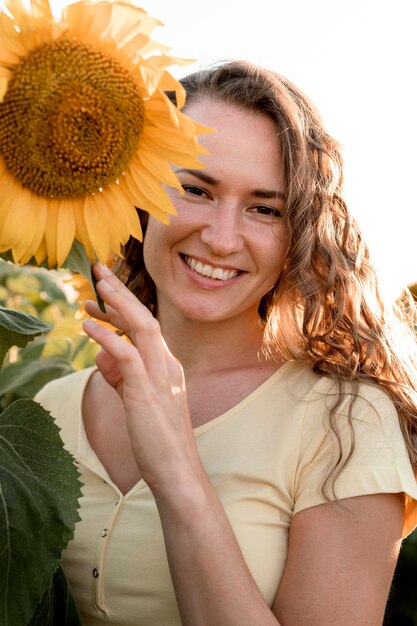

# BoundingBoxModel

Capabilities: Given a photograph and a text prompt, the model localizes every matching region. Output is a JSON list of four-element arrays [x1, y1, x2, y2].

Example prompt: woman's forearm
[[153, 471, 281, 626]]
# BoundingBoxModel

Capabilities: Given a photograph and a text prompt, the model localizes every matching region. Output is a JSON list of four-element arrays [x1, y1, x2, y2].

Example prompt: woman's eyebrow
[[175, 168, 219, 185], [253, 189, 287, 201], [175, 168, 287, 201]]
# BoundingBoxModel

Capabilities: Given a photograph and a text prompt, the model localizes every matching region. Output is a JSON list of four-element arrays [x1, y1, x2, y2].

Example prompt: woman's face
[[143, 98, 288, 326]]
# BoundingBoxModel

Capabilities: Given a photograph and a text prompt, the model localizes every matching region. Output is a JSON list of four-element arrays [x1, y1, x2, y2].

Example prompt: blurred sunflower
[[0, 0, 210, 267]]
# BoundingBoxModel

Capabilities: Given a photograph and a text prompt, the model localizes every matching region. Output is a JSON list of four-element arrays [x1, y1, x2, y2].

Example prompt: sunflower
[[0, 0, 210, 267]]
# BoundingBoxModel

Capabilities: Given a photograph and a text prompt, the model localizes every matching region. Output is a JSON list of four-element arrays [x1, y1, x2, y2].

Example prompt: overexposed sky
[[49, 0, 417, 297]]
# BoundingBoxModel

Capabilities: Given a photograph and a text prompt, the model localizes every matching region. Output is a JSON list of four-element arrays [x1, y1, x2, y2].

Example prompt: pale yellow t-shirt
[[35, 362, 417, 626]]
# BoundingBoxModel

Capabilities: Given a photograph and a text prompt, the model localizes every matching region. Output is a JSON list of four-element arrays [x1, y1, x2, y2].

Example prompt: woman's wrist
[[150, 461, 214, 516]]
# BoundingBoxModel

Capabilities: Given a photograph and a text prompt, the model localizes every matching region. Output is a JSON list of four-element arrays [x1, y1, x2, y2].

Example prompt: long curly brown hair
[[115, 60, 417, 497]]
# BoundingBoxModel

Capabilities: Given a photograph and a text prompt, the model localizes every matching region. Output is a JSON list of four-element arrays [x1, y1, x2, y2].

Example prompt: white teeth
[[201, 264, 213, 277], [212, 267, 224, 279], [184, 256, 239, 281]]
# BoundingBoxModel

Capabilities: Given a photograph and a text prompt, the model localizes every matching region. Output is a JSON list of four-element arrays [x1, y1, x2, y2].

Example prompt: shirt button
[[93, 568, 99, 578], [101, 528, 109, 538]]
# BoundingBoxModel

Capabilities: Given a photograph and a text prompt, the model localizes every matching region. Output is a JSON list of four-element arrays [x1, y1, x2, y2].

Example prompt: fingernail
[[83, 319, 98, 329], [98, 279, 115, 292], [99, 263, 113, 276]]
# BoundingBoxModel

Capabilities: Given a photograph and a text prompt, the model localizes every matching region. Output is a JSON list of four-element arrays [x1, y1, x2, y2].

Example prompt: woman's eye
[[251, 205, 282, 219], [182, 184, 209, 198]]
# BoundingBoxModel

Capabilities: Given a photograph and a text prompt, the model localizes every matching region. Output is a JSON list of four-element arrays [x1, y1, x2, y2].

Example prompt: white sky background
[[51, 0, 416, 299]]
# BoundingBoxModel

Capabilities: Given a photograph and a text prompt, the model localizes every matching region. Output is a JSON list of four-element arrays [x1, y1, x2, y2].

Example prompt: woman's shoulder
[[280, 361, 397, 414]]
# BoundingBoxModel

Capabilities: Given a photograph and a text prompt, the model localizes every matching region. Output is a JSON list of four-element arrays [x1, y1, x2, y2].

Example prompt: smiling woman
[[35, 61, 417, 626]]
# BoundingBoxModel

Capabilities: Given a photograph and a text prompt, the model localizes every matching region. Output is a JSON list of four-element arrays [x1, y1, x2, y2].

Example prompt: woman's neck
[[157, 308, 270, 376]]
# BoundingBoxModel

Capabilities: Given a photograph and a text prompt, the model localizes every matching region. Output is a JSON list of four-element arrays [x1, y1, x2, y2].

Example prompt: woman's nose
[[200, 205, 244, 257]]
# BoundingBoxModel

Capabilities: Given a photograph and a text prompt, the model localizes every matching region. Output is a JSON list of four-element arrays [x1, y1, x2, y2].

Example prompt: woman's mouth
[[182, 255, 240, 281]]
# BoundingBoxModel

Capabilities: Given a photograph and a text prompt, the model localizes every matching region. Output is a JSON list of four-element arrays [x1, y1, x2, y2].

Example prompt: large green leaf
[[0, 357, 75, 399], [28, 563, 82, 626], [0, 306, 51, 365], [0, 399, 82, 626]]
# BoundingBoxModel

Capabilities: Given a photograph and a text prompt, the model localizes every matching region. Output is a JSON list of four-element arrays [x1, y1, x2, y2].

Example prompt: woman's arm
[[153, 479, 402, 626], [273, 492, 403, 626], [83, 263, 404, 626]]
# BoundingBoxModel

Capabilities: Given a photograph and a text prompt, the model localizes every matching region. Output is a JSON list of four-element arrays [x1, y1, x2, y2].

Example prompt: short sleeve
[[294, 377, 417, 537]]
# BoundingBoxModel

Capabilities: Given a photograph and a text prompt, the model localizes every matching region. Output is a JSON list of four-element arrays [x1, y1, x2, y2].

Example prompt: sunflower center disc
[[0, 39, 145, 198]]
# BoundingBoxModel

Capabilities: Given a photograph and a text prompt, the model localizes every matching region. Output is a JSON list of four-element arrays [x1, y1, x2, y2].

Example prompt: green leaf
[[61, 241, 93, 279], [28, 336, 74, 362], [0, 251, 13, 264], [35, 271, 68, 303], [0, 306, 51, 365], [62, 242, 106, 313], [0, 251, 50, 270], [6, 273, 41, 296], [0, 357, 74, 399], [0, 399, 82, 626], [28, 563, 82, 626], [17, 338, 47, 362]]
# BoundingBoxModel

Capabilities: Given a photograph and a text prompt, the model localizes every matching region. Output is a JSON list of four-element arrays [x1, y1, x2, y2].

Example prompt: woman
[[36, 61, 417, 625]]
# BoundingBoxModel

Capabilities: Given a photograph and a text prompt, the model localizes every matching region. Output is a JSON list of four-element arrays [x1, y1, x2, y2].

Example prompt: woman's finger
[[91, 263, 177, 382], [93, 277, 169, 379], [84, 298, 131, 335], [83, 319, 146, 391]]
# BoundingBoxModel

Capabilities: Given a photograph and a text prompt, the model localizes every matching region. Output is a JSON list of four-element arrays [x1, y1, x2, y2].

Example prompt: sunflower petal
[[141, 136, 207, 169], [0, 14, 28, 56], [30, 0, 52, 21], [74, 204, 95, 261], [138, 58, 163, 96], [136, 39, 170, 57], [142, 125, 207, 157], [108, 3, 162, 42], [102, 183, 142, 243], [9, 192, 47, 263], [56, 200, 77, 266], [155, 69, 187, 109], [83, 194, 111, 262], [34, 237, 47, 265], [130, 162, 177, 217], [5, 0, 30, 31], [44, 202, 59, 268], [90, 192, 125, 254], [108, 182, 143, 241], [0, 203, 15, 251], [22, 195, 48, 264], [0, 48, 21, 65], [65, 1, 112, 44], [123, 170, 172, 223], [132, 151, 182, 191], [116, 31, 150, 59]]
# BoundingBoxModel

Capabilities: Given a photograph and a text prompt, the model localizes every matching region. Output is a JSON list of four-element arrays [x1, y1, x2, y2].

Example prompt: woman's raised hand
[[82, 263, 204, 494]]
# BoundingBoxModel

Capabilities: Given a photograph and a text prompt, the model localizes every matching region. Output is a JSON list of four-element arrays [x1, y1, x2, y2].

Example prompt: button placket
[[92, 495, 124, 613]]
